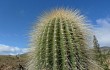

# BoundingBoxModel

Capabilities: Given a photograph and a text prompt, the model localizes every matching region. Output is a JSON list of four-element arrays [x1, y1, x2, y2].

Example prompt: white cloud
[[94, 18, 110, 47], [0, 44, 28, 55]]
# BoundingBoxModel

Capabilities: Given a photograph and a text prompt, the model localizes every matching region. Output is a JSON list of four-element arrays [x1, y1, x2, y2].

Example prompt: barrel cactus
[[28, 8, 103, 70]]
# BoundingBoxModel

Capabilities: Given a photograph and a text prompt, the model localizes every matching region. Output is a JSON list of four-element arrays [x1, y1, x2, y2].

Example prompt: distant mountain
[[101, 46, 110, 49], [100, 46, 110, 54]]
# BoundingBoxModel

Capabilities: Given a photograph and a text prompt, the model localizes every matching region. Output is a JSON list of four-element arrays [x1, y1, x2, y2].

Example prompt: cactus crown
[[28, 8, 103, 70]]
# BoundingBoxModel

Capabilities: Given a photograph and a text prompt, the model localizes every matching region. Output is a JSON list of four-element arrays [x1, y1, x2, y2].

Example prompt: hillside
[[0, 54, 27, 70], [0, 47, 110, 70]]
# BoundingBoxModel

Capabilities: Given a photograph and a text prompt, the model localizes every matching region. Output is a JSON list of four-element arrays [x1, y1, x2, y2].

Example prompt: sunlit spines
[[29, 8, 102, 70]]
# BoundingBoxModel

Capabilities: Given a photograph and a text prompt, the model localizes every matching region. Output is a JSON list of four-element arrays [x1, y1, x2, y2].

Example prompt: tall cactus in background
[[28, 8, 102, 70]]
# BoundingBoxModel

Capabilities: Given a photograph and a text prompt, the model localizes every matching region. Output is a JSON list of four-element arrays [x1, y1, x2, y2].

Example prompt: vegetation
[[0, 54, 27, 70], [93, 35, 103, 64], [0, 48, 110, 70], [29, 8, 104, 70], [93, 35, 110, 70]]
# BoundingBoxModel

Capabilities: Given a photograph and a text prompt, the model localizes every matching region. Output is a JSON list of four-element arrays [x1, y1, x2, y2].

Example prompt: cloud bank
[[94, 18, 110, 47], [0, 44, 28, 55]]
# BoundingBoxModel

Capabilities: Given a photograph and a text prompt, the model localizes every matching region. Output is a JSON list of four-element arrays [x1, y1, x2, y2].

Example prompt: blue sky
[[0, 0, 110, 55]]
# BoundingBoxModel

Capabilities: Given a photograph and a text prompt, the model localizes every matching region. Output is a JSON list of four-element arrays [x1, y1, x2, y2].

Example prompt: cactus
[[28, 8, 102, 70]]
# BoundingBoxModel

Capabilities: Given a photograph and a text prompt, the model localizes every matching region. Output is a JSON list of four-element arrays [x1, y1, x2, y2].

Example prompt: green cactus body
[[28, 9, 100, 70]]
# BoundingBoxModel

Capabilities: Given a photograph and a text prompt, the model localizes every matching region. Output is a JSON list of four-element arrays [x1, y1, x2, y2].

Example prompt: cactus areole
[[29, 8, 91, 70]]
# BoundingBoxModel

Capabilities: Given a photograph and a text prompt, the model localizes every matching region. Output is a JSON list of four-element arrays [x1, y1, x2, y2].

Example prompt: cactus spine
[[29, 8, 100, 70]]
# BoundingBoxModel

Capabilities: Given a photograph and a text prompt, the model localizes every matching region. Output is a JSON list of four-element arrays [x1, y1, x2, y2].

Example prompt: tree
[[93, 35, 110, 70]]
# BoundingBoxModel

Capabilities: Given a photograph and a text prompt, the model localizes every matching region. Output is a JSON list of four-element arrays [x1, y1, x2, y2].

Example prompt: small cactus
[[28, 8, 102, 70]]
